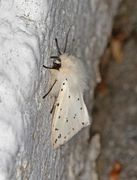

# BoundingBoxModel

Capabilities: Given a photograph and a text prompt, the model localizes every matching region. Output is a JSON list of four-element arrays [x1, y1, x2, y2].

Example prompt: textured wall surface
[[0, 0, 120, 179]]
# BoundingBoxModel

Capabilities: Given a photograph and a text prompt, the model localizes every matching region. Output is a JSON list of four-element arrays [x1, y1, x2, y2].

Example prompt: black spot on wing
[[78, 98, 79, 101], [58, 116, 61, 118], [82, 122, 84, 125], [55, 128, 58, 131], [55, 139, 57, 143], [80, 107, 82, 110], [68, 96, 70, 98], [64, 136, 66, 139], [61, 89, 63, 91], [60, 108, 62, 111], [63, 83, 65, 85], [57, 103, 59, 106], [72, 128, 74, 130], [58, 134, 61, 138]]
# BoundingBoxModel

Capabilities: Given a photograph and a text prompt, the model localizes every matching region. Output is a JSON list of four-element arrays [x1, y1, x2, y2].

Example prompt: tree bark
[[0, 0, 121, 179]]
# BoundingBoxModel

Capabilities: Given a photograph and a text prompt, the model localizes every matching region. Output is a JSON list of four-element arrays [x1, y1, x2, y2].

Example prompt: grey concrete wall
[[0, 0, 120, 179]]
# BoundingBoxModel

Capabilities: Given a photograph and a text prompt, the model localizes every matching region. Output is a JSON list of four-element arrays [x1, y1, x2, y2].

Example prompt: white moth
[[43, 26, 90, 149]]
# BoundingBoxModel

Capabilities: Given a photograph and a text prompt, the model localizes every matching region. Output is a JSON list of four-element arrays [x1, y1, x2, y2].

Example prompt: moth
[[43, 26, 90, 149]]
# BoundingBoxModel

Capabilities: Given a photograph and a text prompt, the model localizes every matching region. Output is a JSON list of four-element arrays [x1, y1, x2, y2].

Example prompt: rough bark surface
[[0, 0, 120, 180], [92, 1, 137, 179]]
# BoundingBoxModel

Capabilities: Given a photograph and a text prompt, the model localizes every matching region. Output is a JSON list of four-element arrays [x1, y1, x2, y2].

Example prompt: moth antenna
[[63, 25, 73, 53], [55, 38, 62, 55], [43, 80, 57, 98]]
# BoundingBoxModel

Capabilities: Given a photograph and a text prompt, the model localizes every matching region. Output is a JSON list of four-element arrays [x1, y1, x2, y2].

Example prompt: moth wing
[[51, 80, 90, 149]]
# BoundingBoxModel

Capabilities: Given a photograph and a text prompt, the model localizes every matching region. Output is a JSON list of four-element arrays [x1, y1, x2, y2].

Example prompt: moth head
[[47, 25, 73, 71], [50, 56, 61, 70]]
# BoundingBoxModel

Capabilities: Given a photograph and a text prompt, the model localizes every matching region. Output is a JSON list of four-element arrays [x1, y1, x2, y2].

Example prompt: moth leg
[[43, 80, 57, 99], [43, 65, 57, 70], [50, 99, 56, 114], [50, 56, 61, 62], [43, 65, 60, 71], [50, 104, 55, 114]]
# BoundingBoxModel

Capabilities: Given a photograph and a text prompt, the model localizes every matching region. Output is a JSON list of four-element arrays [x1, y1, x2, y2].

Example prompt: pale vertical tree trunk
[[0, 0, 121, 179]]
